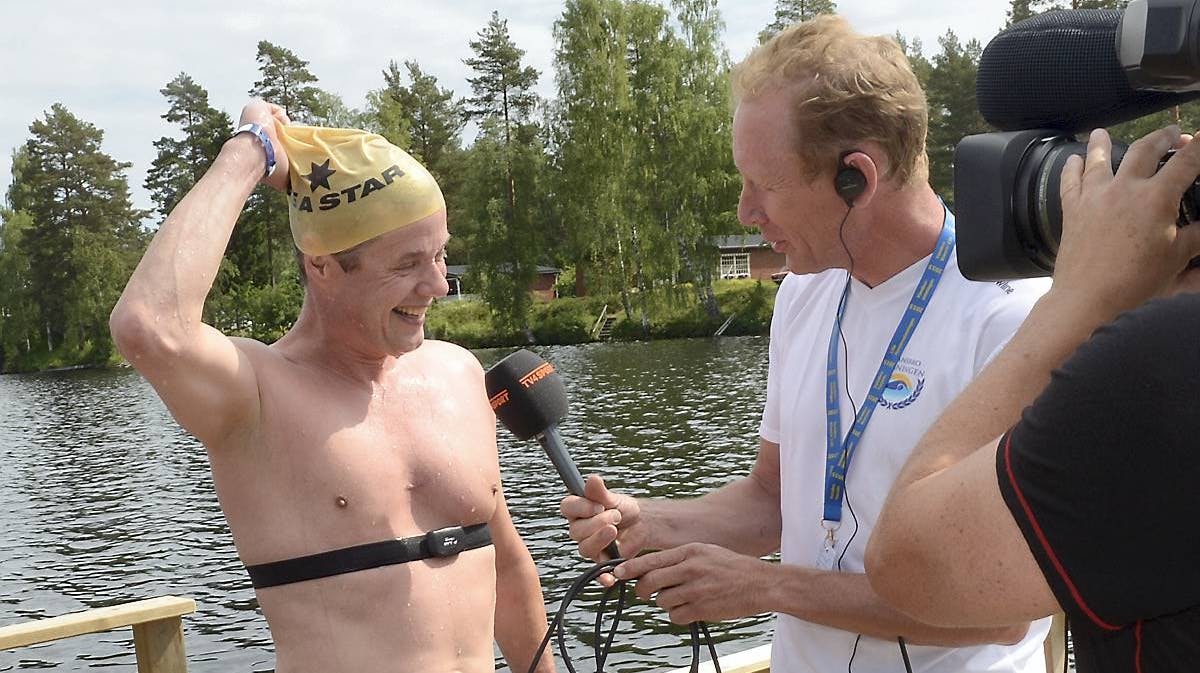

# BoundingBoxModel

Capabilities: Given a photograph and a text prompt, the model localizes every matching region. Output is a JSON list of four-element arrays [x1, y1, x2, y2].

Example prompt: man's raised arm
[[109, 101, 291, 446]]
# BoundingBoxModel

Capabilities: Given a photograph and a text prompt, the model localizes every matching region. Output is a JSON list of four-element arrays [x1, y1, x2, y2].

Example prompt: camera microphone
[[978, 3, 1200, 134]]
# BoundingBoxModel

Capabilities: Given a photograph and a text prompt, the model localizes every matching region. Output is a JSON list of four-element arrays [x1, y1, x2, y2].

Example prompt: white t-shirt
[[760, 249, 1052, 673]]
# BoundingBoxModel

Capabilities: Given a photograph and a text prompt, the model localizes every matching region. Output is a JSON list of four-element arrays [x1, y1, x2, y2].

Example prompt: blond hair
[[732, 15, 928, 185]]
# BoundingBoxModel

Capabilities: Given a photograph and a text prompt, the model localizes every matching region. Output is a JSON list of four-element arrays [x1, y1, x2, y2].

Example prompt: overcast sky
[[2, 0, 1018, 214]]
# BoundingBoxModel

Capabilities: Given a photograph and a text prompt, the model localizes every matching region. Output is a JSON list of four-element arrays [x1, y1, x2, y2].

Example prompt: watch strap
[[232, 122, 277, 178]]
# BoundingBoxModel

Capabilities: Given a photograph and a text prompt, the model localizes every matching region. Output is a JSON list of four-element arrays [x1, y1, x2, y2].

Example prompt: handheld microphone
[[485, 349, 621, 560], [977, 4, 1200, 133]]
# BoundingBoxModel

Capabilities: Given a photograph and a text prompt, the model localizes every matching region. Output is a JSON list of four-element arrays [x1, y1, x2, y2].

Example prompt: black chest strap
[[245, 523, 492, 589]]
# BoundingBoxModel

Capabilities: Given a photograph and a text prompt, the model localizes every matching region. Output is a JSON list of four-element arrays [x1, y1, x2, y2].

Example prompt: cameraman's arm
[[866, 127, 1200, 626]]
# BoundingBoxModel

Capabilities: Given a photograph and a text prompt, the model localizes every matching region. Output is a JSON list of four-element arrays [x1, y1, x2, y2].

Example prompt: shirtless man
[[109, 100, 554, 673]]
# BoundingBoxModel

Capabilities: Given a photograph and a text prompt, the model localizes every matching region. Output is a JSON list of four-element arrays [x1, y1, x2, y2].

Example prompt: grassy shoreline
[[426, 279, 778, 349], [1, 280, 779, 374]]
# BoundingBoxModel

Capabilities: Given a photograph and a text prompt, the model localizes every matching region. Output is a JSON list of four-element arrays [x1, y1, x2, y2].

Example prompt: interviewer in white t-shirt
[[559, 14, 1053, 673]]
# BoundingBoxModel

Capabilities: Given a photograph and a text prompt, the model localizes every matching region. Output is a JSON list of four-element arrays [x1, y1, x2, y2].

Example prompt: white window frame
[[719, 252, 751, 279]]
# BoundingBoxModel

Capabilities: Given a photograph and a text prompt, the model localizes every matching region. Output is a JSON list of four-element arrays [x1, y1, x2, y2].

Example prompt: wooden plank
[[1044, 613, 1067, 673], [133, 616, 188, 673], [669, 643, 771, 673], [0, 596, 195, 650]]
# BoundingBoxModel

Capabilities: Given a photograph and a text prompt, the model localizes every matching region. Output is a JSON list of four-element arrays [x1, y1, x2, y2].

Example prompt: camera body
[[956, 0, 1200, 280]]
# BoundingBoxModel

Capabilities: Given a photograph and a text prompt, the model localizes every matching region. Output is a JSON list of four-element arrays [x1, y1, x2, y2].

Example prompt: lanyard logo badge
[[879, 358, 926, 410]]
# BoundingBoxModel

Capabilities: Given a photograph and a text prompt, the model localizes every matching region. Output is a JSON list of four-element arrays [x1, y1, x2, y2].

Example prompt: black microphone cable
[[834, 204, 914, 673], [486, 352, 722, 673], [525, 557, 723, 673]]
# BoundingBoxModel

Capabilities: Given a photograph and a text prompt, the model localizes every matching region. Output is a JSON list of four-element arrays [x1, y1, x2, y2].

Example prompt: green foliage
[[460, 13, 547, 331], [555, 266, 578, 298], [425, 298, 515, 349], [924, 31, 989, 205], [144, 73, 232, 220], [3, 105, 147, 371], [242, 41, 331, 291], [608, 279, 777, 340], [366, 60, 468, 255], [529, 298, 597, 344], [759, 0, 838, 43], [895, 34, 932, 90], [250, 41, 324, 124], [465, 11, 541, 127], [1008, 0, 1127, 26], [206, 271, 303, 343], [547, 0, 738, 331], [714, 279, 775, 335], [0, 209, 39, 368], [550, 0, 637, 306], [425, 280, 775, 348], [378, 61, 466, 173]]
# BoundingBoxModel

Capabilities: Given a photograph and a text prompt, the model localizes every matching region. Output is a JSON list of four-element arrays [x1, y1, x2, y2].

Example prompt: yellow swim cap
[[276, 123, 445, 256]]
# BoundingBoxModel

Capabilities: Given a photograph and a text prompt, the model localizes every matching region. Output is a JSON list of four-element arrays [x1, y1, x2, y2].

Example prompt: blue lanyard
[[823, 210, 955, 526]]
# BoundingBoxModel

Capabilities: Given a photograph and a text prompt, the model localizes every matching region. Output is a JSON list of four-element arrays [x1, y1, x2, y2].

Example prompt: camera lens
[[954, 130, 1199, 280]]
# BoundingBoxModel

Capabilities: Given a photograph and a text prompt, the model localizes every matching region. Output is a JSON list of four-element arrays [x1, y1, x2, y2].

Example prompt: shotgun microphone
[[977, 5, 1200, 134]]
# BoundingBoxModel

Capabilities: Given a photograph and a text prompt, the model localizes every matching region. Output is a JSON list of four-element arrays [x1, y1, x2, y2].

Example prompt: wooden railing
[[669, 643, 771, 673], [591, 304, 610, 339], [668, 614, 1066, 673], [0, 597, 1061, 673], [0, 595, 196, 673]]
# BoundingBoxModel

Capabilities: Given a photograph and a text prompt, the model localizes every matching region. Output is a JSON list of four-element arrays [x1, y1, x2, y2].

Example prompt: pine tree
[[144, 73, 232, 220], [366, 60, 467, 255], [461, 12, 547, 331], [7, 105, 147, 362], [250, 41, 324, 124], [1007, 0, 1127, 26], [759, 0, 837, 43], [382, 61, 465, 175], [243, 41, 326, 290], [925, 31, 989, 204]]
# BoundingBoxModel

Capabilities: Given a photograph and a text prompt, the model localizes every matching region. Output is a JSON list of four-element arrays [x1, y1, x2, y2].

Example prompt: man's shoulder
[[414, 340, 484, 377], [939, 259, 1050, 319], [230, 335, 274, 355], [775, 269, 844, 311]]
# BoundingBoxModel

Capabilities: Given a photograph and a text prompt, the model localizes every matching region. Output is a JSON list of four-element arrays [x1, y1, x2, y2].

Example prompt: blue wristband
[[232, 122, 277, 178]]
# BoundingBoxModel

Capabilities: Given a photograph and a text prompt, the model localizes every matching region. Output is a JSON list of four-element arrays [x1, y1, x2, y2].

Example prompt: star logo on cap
[[302, 159, 336, 192]]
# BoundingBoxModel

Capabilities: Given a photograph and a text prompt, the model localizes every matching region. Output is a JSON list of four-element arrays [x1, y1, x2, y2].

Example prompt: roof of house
[[445, 264, 561, 278], [712, 234, 769, 250]]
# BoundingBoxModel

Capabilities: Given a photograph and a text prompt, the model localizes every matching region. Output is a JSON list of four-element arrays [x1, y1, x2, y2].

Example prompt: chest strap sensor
[[245, 523, 492, 589]]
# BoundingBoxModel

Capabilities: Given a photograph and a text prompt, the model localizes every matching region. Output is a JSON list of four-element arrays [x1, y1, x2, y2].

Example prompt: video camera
[[955, 0, 1200, 280]]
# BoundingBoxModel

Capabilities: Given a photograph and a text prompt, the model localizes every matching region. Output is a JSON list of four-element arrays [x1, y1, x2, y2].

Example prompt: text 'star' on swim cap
[[276, 123, 445, 256]]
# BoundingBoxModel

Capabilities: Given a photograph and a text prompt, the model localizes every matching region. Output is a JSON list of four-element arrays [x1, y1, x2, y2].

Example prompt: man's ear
[[840, 150, 880, 208], [306, 254, 337, 282]]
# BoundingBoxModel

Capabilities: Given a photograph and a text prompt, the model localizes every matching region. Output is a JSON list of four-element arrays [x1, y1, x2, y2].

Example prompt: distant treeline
[[1, 0, 1185, 373]]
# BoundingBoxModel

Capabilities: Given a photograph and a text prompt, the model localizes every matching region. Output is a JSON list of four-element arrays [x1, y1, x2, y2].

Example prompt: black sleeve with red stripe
[[995, 293, 1200, 630]]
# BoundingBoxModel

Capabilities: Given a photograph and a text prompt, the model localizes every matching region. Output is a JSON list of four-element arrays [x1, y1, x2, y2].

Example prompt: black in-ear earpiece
[[835, 150, 867, 208]]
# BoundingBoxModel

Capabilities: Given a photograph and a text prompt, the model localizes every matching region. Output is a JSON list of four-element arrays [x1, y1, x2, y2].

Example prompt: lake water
[[0, 337, 774, 672]]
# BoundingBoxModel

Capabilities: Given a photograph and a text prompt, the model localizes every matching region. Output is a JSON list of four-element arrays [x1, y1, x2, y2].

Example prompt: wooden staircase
[[591, 304, 618, 341], [596, 314, 618, 340]]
